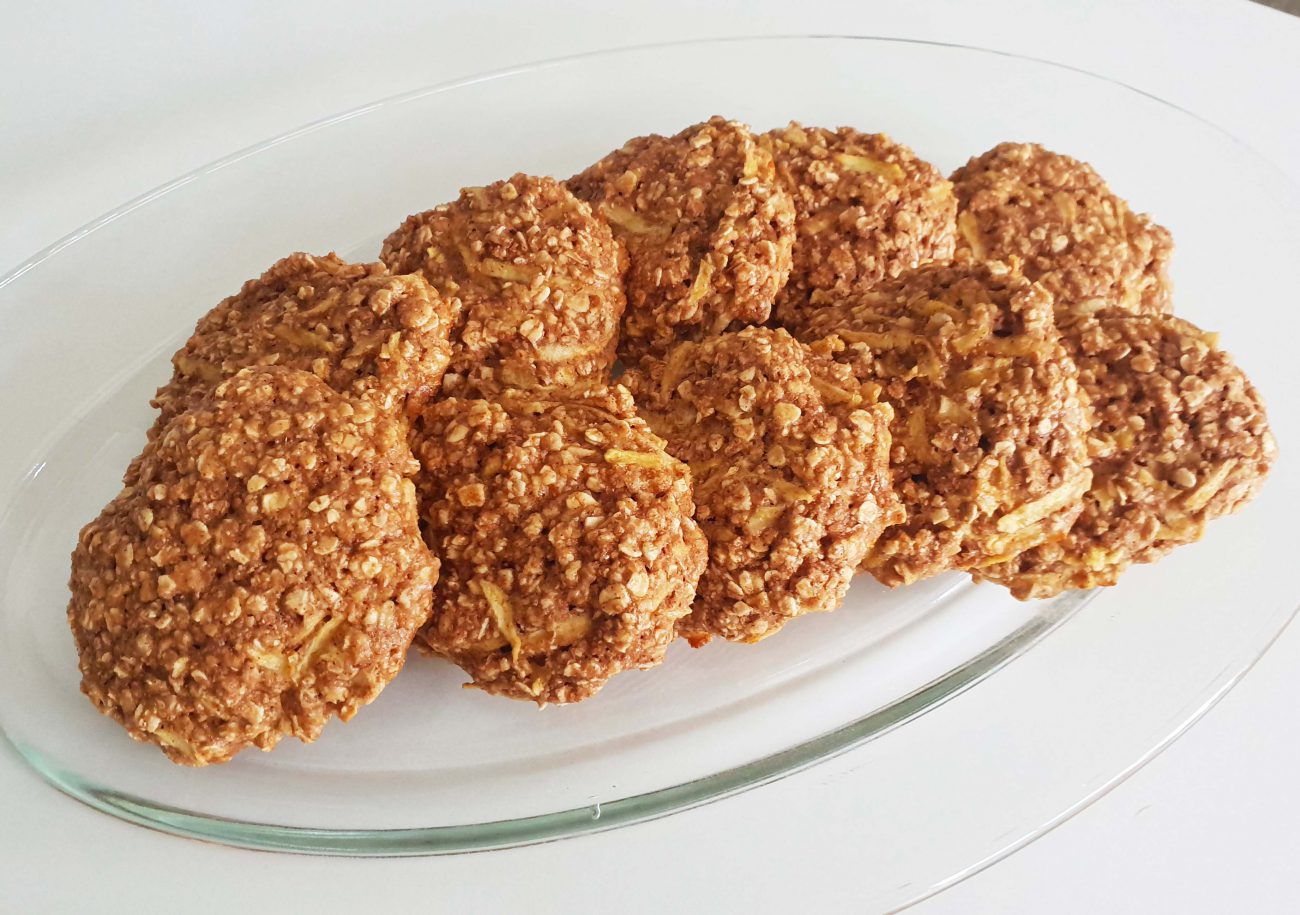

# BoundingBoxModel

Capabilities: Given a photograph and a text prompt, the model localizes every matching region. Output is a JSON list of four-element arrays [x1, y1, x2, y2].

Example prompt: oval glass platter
[[1, 36, 1296, 907]]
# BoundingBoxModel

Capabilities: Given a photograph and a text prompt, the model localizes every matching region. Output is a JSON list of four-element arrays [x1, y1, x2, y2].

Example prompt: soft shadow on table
[[1253, 0, 1299, 15]]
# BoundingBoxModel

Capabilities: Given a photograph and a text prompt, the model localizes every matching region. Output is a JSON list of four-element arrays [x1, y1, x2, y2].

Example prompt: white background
[[2, 1, 1298, 911]]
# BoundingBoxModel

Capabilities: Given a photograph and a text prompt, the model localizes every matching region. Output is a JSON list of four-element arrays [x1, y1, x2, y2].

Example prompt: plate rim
[[4, 34, 1296, 293], [6, 589, 1093, 855], [1, 35, 1296, 902]]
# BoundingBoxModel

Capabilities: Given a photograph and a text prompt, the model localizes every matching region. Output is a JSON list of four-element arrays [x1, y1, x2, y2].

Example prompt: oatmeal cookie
[[410, 386, 707, 704], [622, 327, 897, 645], [151, 252, 458, 428], [797, 261, 1093, 586], [381, 174, 625, 394], [568, 116, 795, 362], [951, 142, 1173, 315], [976, 310, 1275, 598], [68, 367, 436, 766], [763, 123, 956, 331]]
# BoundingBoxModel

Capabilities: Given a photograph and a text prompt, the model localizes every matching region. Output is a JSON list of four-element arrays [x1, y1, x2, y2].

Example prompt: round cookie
[[152, 252, 458, 429], [950, 142, 1173, 316], [976, 309, 1275, 598], [622, 327, 898, 645], [410, 386, 707, 704], [381, 174, 626, 394], [568, 116, 796, 363], [68, 367, 436, 766], [797, 261, 1094, 587], [763, 123, 957, 332]]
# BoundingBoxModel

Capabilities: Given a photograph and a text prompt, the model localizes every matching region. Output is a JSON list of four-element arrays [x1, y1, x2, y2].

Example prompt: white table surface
[[3, 1, 1298, 911]]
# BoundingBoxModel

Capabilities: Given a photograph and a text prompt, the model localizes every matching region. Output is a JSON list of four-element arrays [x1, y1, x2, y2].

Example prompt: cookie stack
[[67, 118, 1275, 766]]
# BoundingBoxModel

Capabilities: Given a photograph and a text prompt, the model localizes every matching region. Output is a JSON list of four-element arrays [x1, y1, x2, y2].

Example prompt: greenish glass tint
[[1, 38, 1295, 889], [10, 590, 1093, 855]]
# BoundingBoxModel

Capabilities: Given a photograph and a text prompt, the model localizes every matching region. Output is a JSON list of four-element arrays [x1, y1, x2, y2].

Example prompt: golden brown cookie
[[951, 142, 1173, 315], [152, 252, 458, 428], [568, 116, 796, 362], [796, 261, 1093, 587], [622, 327, 897, 645], [976, 310, 1275, 598], [381, 174, 625, 394], [68, 367, 436, 766], [763, 123, 956, 331], [410, 386, 707, 704]]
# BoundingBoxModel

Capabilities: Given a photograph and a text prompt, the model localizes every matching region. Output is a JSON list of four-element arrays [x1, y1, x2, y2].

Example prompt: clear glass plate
[[1, 36, 1296, 908]]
